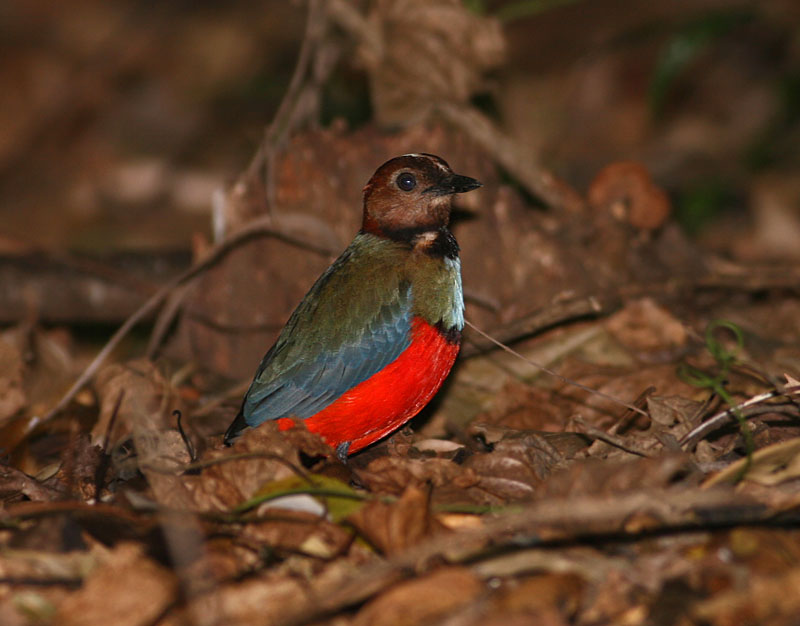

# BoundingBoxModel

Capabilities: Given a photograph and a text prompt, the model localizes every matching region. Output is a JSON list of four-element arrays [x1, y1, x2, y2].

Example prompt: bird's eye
[[396, 172, 417, 192]]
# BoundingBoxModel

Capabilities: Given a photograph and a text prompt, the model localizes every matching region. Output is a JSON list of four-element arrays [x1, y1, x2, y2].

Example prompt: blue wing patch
[[241, 244, 413, 426]]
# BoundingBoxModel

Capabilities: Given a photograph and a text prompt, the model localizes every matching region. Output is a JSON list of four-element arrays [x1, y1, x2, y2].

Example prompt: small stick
[[174, 410, 196, 464], [680, 384, 800, 448], [574, 417, 651, 457], [93, 389, 125, 502]]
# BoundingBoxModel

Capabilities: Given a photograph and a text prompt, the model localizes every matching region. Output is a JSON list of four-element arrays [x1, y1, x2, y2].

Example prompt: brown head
[[361, 154, 481, 238]]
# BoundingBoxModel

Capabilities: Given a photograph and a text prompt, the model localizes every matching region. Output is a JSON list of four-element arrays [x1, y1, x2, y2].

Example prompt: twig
[[461, 265, 800, 361], [263, 0, 326, 209], [144, 0, 331, 356], [325, 0, 383, 60], [241, 0, 328, 202], [174, 410, 196, 464], [680, 385, 800, 449], [0, 577, 83, 588], [38, 215, 337, 428], [461, 293, 616, 358], [574, 417, 652, 457], [94, 389, 124, 501], [140, 451, 314, 483], [323, 1, 584, 213], [437, 102, 586, 213], [145, 283, 190, 359]]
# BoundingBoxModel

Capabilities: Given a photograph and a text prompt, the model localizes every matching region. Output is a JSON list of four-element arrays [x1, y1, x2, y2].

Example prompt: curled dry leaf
[[463, 427, 571, 505], [352, 566, 483, 626], [92, 358, 182, 450], [0, 463, 63, 502], [360, 0, 505, 127], [55, 543, 178, 626], [184, 559, 375, 626], [185, 573, 309, 625], [144, 420, 332, 512], [347, 483, 444, 556], [647, 395, 704, 429], [178, 536, 262, 588], [588, 161, 671, 230]]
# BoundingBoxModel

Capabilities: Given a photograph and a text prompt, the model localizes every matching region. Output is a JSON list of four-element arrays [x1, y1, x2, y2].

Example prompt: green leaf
[[236, 474, 368, 521], [678, 319, 753, 481]]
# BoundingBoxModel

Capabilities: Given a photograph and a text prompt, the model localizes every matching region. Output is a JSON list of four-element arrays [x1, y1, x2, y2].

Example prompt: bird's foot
[[335, 442, 351, 463]]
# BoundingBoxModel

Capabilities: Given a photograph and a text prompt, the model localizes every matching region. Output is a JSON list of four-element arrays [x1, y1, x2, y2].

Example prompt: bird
[[224, 153, 481, 459]]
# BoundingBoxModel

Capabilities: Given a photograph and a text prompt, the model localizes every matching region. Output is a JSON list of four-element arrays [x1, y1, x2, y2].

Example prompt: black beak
[[425, 174, 482, 196]]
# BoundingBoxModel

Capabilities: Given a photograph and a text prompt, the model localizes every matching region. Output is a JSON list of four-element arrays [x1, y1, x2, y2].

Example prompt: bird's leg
[[335, 441, 351, 463]]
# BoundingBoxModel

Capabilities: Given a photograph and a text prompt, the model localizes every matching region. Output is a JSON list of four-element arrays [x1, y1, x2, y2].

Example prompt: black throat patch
[[380, 227, 459, 259], [435, 320, 462, 345]]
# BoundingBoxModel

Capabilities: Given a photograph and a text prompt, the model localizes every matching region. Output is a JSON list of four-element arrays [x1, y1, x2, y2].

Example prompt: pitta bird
[[224, 154, 481, 458]]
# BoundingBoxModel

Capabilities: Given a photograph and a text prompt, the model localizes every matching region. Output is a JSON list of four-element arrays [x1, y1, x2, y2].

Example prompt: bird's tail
[[224, 409, 249, 445]]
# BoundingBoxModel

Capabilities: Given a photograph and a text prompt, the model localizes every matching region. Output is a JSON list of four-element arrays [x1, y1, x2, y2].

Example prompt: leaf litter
[[5, 195, 800, 626], [3, 1, 800, 625]]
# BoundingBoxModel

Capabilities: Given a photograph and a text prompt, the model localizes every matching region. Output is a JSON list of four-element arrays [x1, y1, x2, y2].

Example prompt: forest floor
[[2, 1, 800, 625]]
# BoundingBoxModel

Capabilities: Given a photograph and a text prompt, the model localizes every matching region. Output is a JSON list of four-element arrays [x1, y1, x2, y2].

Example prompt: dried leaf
[[92, 358, 182, 449], [348, 484, 443, 556], [143, 420, 332, 512], [55, 543, 178, 626], [353, 567, 483, 626], [704, 436, 800, 487], [464, 429, 568, 504], [0, 464, 63, 502], [494, 573, 585, 617], [647, 395, 703, 427], [784, 373, 800, 389], [49, 433, 104, 501], [1, 326, 77, 433], [354, 454, 475, 497]]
